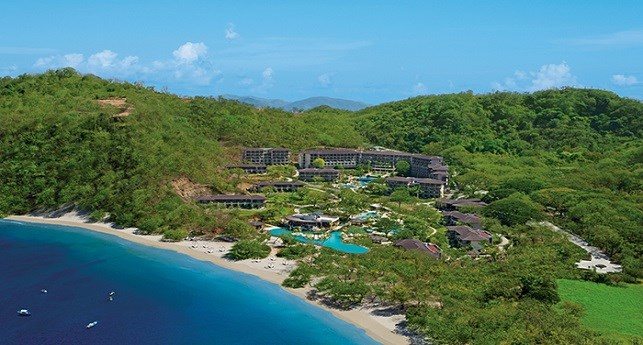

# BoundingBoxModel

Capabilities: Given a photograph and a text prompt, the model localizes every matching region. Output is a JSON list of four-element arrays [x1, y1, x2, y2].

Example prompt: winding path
[[538, 221, 622, 274]]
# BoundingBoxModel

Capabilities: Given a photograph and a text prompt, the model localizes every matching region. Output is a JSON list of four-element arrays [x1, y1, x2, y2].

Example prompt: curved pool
[[269, 228, 369, 254]]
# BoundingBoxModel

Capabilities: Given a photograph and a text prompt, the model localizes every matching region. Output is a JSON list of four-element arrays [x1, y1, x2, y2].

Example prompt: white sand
[[5, 212, 411, 345]]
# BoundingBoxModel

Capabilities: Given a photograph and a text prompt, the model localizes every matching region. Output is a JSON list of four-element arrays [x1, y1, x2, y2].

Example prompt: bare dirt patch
[[171, 177, 212, 201], [97, 98, 133, 117]]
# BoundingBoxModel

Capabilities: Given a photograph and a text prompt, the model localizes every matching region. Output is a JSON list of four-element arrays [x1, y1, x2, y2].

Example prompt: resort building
[[394, 239, 442, 259], [226, 164, 268, 174], [195, 195, 266, 209], [443, 211, 482, 229], [298, 168, 340, 181], [285, 213, 341, 230], [446, 225, 492, 248], [297, 148, 448, 179], [385, 176, 446, 198], [243, 148, 291, 165], [298, 149, 361, 168], [252, 181, 305, 192], [436, 198, 488, 211]]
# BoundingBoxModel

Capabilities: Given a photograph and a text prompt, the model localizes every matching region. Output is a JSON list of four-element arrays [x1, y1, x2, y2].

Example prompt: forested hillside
[[0, 69, 364, 234], [356, 90, 642, 277], [1, 69, 642, 344]]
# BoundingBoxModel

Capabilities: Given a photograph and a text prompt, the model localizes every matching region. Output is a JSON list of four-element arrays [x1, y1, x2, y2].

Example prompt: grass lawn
[[557, 279, 643, 340]]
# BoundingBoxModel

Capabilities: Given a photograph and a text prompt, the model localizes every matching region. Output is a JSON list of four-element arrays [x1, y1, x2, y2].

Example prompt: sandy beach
[[4, 212, 410, 345]]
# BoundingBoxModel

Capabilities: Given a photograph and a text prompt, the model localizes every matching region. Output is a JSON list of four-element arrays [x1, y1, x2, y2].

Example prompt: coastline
[[4, 213, 410, 345]]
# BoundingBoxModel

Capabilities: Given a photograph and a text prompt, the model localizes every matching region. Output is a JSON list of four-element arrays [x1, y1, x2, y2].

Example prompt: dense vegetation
[[0, 69, 364, 236], [1, 70, 641, 344], [356, 90, 642, 278]]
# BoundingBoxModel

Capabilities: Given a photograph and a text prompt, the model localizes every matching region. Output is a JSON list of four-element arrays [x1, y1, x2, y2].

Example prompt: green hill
[[0, 69, 364, 235], [2, 69, 642, 344]]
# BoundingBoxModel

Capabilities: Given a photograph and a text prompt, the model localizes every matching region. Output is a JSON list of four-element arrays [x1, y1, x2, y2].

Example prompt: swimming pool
[[353, 210, 378, 221], [269, 228, 369, 254]]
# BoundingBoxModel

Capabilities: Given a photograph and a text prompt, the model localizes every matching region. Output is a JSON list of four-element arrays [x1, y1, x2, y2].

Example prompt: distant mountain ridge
[[221, 95, 369, 111]]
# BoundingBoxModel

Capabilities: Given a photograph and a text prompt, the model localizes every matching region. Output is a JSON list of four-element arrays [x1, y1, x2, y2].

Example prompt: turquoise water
[[270, 228, 369, 254], [354, 211, 378, 221], [0, 220, 377, 345]]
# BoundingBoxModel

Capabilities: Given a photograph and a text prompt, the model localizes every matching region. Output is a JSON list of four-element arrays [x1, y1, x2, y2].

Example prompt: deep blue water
[[269, 228, 368, 254], [0, 220, 378, 345]]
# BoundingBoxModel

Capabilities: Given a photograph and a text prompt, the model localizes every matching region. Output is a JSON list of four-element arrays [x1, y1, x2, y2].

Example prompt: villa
[[285, 213, 341, 230], [443, 211, 482, 229], [195, 194, 266, 209], [394, 239, 442, 259], [243, 148, 291, 165], [385, 176, 446, 198], [446, 225, 492, 248], [298, 168, 340, 181], [252, 181, 304, 192], [436, 198, 488, 211], [226, 164, 268, 174]]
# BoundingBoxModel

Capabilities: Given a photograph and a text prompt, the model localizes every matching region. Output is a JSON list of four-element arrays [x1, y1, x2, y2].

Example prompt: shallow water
[[269, 228, 369, 254], [0, 220, 377, 345]]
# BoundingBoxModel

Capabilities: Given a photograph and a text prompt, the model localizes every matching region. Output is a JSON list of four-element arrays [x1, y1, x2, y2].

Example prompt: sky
[[1, 1, 642, 104]]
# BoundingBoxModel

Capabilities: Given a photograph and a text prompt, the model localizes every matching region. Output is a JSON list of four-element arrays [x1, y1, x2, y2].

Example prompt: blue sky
[[1, 1, 642, 104]]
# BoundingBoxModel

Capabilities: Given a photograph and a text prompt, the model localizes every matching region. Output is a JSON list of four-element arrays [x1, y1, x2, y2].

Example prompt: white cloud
[[493, 63, 578, 92], [318, 73, 333, 87], [238, 77, 254, 86], [225, 24, 239, 40], [88, 50, 118, 67], [34, 56, 54, 67], [63, 53, 84, 67], [413, 82, 428, 94], [611, 74, 638, 86], [529, 62, 577, 91], [120, 56, 139, 68], [32, 43, 221, 86], [567, 30, 643, 47], [172, 42, 208, 64], [262, 67, 273, 81]]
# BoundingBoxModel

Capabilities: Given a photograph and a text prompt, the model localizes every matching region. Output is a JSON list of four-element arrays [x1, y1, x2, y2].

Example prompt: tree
[[223, 218, 257, 240], [303, 189, 327, 208], [395, 160, 411, 176], [484, 193, 545, 226], [338, 189, 368, 214], [312, 157, 326, 168], [277, 243, 317, 259], [519, 275, 560, 304], [226, 240, 271, 260], [390, 187, 412, 207]]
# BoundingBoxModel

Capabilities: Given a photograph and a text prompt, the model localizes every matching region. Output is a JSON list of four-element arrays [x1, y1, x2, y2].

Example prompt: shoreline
[[4, 213, 410, 345]]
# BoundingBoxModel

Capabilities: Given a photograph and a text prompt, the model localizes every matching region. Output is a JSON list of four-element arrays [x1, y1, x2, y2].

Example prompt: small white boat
[[108, 291, 115, 297], [86, 321, 98, 329], [17, 309, 31, 316], [41, 289, 48, 294]]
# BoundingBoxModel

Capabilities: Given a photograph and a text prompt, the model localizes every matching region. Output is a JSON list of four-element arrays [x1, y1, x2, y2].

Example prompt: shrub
[[226, 240, 271, 260]]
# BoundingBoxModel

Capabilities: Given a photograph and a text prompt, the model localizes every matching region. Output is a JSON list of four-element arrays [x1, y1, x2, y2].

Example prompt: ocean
[[0, 220, 378, 345]]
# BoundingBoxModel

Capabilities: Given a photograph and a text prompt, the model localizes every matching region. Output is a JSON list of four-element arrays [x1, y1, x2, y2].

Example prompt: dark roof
[[243, 147, 290, 152], [447, 226, 492, 241], [226, 164, 267, 168], [443, 211, 482, 225], [386, 176, 445, 185], [195, 194, 266, 202], [302, 148, 360, 154], [395, 239, 441, 256], [438, 198, 488, 208], [255, 181, 304, 187], [249, 221, 264, 227], [298, 168, 340, 173]]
